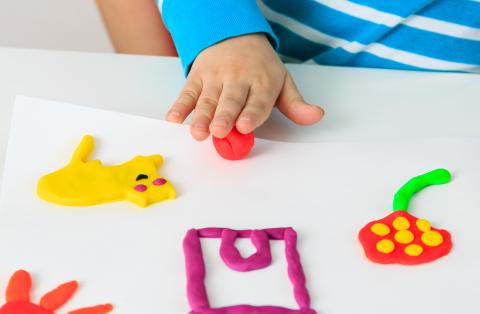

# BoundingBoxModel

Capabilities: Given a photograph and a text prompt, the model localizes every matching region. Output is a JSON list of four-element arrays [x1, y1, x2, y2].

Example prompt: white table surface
[[3, 97, 480, 314], [1, 47, 479, 185]]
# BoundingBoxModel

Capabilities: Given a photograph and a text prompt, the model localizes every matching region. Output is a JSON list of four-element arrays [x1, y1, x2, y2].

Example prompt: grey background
[[0, 0, 113, 52]]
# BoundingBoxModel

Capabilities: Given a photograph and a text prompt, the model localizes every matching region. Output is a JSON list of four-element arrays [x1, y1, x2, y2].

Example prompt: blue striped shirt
[[161, 0, 480, 74]]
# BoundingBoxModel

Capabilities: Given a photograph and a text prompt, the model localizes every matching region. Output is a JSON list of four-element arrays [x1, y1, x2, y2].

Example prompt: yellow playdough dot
[[394, 230, 414, 244], [376, 239, 395, 254], [405, 244, 424, 257], [416, 219, 431, 232], [422, 230, 444, 247], [370, 223, 391, 236], [392, 216, 410, 230]]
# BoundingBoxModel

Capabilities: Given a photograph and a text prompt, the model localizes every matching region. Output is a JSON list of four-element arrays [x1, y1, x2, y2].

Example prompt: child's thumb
[[276, 73, 325, 125]]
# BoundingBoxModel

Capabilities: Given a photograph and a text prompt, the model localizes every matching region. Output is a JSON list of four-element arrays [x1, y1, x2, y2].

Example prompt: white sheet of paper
[[0, 96, 479, 313]]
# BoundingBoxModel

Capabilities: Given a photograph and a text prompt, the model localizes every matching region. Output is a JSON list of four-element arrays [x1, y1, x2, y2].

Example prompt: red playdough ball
[[212, 128, 255, 160]]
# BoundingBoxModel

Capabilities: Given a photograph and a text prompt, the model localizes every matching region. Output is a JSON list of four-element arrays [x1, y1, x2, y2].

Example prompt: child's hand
[[166, 33, 325, 140]]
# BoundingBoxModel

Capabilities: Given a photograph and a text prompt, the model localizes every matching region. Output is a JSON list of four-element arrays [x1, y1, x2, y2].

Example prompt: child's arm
[[163, 0, 324, 140], [96, 0, 177, 56]]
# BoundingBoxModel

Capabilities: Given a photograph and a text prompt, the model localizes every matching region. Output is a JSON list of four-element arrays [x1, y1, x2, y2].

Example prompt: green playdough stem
[[393, 168, 451, 211]]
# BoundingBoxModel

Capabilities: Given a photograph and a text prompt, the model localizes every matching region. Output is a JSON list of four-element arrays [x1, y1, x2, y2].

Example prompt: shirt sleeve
[[162, 0, 279, 76]]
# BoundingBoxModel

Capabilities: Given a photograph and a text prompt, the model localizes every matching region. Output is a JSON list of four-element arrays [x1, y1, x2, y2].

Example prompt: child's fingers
[[167, 78, 202, 123], [236, 87, 276, 134], [210, 82, 249, 138], [190, 84, 222, 141], [276, 73, 325, 125]]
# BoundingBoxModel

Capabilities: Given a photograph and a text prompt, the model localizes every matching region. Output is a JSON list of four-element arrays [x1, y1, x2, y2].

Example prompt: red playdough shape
[[212, 128, 254, 160], [0, 270, 113, 314], [358, 169, 453, 265], [358, 211, 452, 265]]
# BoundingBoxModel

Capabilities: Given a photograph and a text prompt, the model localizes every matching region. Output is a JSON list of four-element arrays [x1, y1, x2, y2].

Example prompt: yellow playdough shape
[[394, 230, 414, 244], [421, 230, 444, 247], [392, 216, 410, 230], [370, 223, 390, 236], [405, 244, 424, 257], [416, 219, 431, 232], [37, 135, 176, 208], [376, 239, 395, 254]]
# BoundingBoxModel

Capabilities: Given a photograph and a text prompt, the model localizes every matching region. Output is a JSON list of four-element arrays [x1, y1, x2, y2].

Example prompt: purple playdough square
[[183, 227, 316, 314]]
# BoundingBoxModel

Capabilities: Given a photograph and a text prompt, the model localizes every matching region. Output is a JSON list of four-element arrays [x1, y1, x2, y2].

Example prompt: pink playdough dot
[[153, 178, 167, 186], [134, 184, 148, 192]]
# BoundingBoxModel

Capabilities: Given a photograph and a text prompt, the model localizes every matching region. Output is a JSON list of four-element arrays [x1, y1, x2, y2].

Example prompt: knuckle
[[193, 109, 210, 120], [255, 70, 286, 90], [180, 88, 199, 101], [255, 75, 276, 90], [252, 84, 277, 100], [255, 81, 271, 91], [214, 111, 235, 122], [194, 110, 213, 121], [198, 96, 218, 108], [247, 102, 270, 117], [221, 94, 243, 106], [195, 107, 215, 120], [172, 101, 192, 111]]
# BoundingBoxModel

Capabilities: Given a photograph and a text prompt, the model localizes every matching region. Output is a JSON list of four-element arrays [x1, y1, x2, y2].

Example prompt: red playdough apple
[[359, 169, 453, 265], [212, 128, 254, 160]]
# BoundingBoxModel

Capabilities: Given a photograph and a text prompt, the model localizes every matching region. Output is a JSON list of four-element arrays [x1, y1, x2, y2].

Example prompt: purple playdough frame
[[183, 227, 316, 314]]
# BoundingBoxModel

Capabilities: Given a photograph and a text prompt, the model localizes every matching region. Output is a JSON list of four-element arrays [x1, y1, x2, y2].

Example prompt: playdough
[[212, 128, 254, 160], [183, 227, 316, 314], [358, 169, 453, 265], [37, 135, 176, 208], [0, 270, 113, 314]]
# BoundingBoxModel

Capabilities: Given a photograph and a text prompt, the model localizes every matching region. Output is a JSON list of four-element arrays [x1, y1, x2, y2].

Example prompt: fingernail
[[168, 110, 181, 118], [193, 123, 207, 131], [238, 116, 251, 123]]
